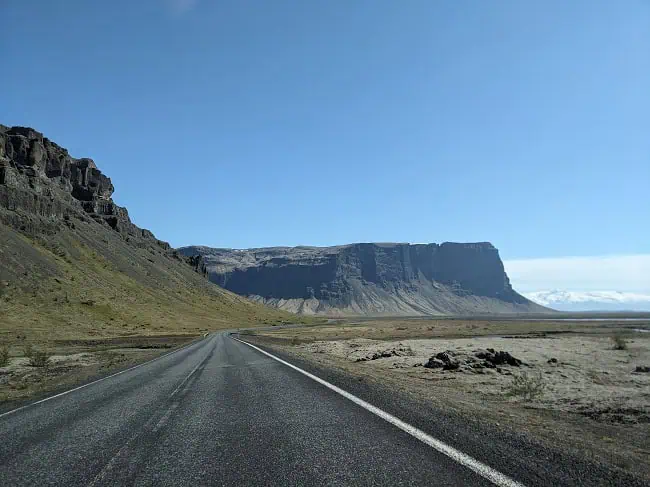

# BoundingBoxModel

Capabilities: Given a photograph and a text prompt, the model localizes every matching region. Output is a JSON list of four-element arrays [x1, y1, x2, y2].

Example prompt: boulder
[[424, 351, 461, 370], [475, 349, 522, 367], [423, 358, 445, 369]]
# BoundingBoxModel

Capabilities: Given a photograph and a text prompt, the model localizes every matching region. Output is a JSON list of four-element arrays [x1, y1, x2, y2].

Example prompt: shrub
[[0, 346, 10, 367], [28, 349, 52, 368], [23, 343, 34, 358], [611, 335, 628, 350], [504, 371, 546, 402]]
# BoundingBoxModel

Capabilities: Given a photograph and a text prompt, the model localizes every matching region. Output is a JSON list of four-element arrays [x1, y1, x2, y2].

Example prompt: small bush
[[10, 380, 28, 391], [28, 349, 52, 368], [0, 346, 10, 367], [504, 371, 546, 402], [23, 343, 34, 358], [611, 335, 628, 350]]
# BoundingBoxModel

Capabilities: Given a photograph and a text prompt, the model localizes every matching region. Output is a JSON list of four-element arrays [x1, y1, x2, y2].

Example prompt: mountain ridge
[[180, 243, 550, 316]]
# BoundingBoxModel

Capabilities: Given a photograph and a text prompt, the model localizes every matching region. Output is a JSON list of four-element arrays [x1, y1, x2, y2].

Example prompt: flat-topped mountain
[[179, 243, 550, 315]]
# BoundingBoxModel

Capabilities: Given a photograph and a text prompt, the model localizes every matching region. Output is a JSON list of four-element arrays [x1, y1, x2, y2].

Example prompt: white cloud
[[167, 0, 198, 15], [525, 290, 650, 305], [503, 254, 650, 293]]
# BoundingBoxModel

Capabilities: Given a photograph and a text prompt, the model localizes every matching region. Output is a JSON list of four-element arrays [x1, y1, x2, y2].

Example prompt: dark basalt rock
[[0, 125, 167, 247], [424, 351, 460, 370], [475, 349, 523, 367]]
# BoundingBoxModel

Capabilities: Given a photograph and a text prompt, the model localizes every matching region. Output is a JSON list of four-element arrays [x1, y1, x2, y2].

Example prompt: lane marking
[[233, 336, 526, 487], [169, 359, 204, 398], [152, 403, 179, 434], [0, 335, 212, 420], [89, 340, 218, 485], [169, 343, 214, 399]]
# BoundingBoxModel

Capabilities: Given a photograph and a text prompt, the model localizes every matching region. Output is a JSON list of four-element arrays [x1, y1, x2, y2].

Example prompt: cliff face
[[179, 243, 549, 316], [0, 125, 166, 245], [0, 124, 296, 339]]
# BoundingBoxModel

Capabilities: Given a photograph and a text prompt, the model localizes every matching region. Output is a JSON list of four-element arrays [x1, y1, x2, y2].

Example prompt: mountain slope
[[525, 290, 650, 312], [179, 243, 550, 316], [0, 125, 300, 341]]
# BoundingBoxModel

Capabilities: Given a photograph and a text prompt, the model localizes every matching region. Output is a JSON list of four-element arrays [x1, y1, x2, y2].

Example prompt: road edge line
[[0, 334, 211, 420], [233, 336, 526, 487]]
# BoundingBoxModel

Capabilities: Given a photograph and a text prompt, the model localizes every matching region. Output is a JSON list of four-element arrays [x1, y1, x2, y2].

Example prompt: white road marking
[[169, 358, 204, 398], [0, 335, 211, 420], [233, 336, 526, 487], [152, 403, 179, 434]]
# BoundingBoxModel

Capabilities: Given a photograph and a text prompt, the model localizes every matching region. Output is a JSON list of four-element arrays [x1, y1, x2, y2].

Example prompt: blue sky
[[2, 1, 649, 291]]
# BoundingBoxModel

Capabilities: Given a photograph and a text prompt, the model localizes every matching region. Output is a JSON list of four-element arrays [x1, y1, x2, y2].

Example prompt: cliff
[[178, 243, 550, 316], [0, 125, 167, 245], [0, 124, 298, 340]]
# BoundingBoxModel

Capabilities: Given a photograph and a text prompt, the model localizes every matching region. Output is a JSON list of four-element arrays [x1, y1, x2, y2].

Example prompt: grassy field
[[1, 239, 298, 343], [0, 222, 315, 346]]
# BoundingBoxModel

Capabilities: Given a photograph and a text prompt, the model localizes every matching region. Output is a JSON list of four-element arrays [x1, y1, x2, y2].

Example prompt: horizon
[[3, 1, 648, 300]]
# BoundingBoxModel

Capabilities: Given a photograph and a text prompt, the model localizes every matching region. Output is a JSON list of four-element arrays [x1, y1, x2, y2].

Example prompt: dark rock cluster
[[423, 348, 524, 373]]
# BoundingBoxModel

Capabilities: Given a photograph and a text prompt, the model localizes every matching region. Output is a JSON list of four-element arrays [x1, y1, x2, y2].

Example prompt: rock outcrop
[[0, 125, 167, 247], [178, 243, 550, 316]]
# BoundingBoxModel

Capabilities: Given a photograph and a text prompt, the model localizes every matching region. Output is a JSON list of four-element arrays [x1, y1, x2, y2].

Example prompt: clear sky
[[2, 1, 649, 291]]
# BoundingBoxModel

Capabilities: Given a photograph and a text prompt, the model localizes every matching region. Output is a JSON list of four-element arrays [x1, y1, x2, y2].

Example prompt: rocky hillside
[[179, 243, 550, 316], [0, 125, 299, 341]]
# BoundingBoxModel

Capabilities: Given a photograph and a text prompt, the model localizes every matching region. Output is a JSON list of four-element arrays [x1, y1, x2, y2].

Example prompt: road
[[0, 333, 645, 486]]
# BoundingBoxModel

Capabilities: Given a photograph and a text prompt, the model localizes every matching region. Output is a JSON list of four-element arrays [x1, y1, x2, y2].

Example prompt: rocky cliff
[[178, 243, 550, 316], [0, 125, 167, 246], [0, 124, 298, 339]]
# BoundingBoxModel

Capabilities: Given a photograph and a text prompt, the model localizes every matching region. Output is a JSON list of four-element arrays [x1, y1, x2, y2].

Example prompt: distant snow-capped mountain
[[525, 290, 650, 312]]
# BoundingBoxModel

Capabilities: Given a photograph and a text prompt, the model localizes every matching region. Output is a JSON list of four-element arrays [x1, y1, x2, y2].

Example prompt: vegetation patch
[[611, 335, 628, 351], [26, 348, 52, 368], [0, 346, 10, 367], [504, 371, 547, 402]]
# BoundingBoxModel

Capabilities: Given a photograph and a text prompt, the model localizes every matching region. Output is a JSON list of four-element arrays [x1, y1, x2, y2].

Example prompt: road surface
[[0, 333, 645, 486]]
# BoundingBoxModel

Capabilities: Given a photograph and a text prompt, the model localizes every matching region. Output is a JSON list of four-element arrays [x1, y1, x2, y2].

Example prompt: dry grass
[[0, 346, 9, 367], [611, 334, 628, 350], [252, 317, 649, 344], [27, 349, 52, 368], [504, 371, 546, 402], [22, 343, 34, 358], [0, 229, 317, 347], [0, 337, 192, 403]]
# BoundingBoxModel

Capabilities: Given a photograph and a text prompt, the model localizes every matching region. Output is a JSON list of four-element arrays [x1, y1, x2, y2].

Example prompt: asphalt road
[[0, 333, 646, 486]]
